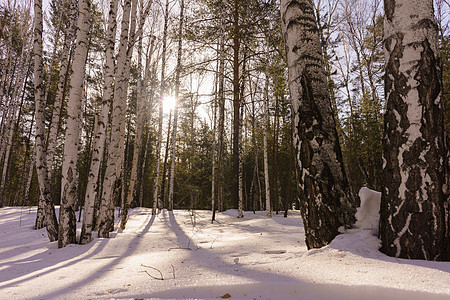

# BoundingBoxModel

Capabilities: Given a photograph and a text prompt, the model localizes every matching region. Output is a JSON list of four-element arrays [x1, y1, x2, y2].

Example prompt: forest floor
[[0, 207, 449, 299]]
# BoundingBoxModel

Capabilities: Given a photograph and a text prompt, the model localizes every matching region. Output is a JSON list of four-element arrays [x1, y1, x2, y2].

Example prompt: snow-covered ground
[[1, 206, 449, 299]]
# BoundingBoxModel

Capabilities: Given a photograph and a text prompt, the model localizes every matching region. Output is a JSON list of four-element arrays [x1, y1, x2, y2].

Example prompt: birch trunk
[[281, 0, 356, 249], [58, 0, 91, 248], [263, 74, 271, 217], [231, 0, 240, 209], [80, 0, 118, 244], [217, 4, 226, 212], [168, 0, 184, 212], [119, 0, 153, 229], [152, 0, 170, 215], [160, 111, 172, 208], [379, 0, 449, 260], [33, 0, 58, 240], [0, 47, 28, 205], [46, 1, 76, 180], [98, 0, 133, 238], [237, 104, 244, 218]]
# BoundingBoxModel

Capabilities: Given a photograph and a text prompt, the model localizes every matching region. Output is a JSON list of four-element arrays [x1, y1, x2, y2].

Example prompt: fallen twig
[[171, 264, 175, 279], [141, 264, 164, 280], [210, 235, 219, 249]]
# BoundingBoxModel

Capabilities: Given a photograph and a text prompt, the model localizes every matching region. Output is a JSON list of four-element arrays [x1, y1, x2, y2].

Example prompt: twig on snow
[[141, 264, 164, 280], [210, 235, 219, 249], [171, 264, 175, 279]]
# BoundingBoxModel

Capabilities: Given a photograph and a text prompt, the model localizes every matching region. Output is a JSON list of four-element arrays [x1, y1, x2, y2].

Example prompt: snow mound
[[355, 187, 381, 234]]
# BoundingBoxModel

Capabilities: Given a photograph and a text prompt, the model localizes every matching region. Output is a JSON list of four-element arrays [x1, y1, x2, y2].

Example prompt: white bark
[[98, 0, 132, 237], [380, 0, 449, 260], [120, 0, 153, 229], [46, 0, 77, 180], [80, 0, 118, 244], [263, 74, 271, 217], [33, 0, 58, 241], [237, 105, 244, 218], [58, 0, 91, 248], [152, 0, 170, 215], [168, 0, 184, 212]]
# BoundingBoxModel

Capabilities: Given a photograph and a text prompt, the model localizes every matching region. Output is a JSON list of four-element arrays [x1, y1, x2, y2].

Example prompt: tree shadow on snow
[[36, 213, 156, 299], [0, 211, 155, 299]]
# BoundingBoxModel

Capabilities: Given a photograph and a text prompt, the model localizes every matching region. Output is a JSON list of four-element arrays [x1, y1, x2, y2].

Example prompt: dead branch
[[141, 264, 164, 280], [171, 264, 175, 279]]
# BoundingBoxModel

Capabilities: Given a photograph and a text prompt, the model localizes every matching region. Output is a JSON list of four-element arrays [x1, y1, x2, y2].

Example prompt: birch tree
[[152, 0, 170, 215], [281, 0, 356, 249], [46, 0, 77, 181], [98, 0, 133, 237], [58, 0, 91, 248], [379, 0, 449, 261], [80, 0, 118, 244], [33, 0, 58, 240], [168, 0, 185, 212], [263, 73, 271, 217]]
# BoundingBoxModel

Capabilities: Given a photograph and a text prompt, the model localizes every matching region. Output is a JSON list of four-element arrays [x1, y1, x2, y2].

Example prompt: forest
[[0, 0, 449, 260]]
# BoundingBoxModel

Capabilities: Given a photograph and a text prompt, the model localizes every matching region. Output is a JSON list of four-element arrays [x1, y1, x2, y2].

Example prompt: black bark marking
[[384, 0, 395, 22]]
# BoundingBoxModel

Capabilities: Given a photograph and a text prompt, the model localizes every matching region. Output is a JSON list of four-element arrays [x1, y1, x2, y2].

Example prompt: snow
[[1, 206, 449, 300], [355, 187, 381, 234]]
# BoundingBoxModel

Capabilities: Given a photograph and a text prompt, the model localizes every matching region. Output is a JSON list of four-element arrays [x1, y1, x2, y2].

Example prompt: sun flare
[[163, 96, 177, 114]]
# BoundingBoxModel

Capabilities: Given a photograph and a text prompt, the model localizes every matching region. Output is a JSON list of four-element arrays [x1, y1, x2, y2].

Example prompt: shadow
[[308, 230, 450, 274], [131, 211, 448, 300], [165, 211, 303, 283], [37, 213, 156, 299], [0, 210, 155, 296], [137, 280, 450, 300]]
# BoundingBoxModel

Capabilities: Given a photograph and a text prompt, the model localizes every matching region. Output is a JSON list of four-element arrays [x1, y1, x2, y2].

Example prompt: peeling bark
[[380, 0, 449, 261], [281, 0, 356, 249]]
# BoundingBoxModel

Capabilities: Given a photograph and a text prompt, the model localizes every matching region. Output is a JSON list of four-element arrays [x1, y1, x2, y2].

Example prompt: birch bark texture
[[58, 0, 91, 248], [98, 0, 132, 238], [380, 0, 449, 261], [168, 0, 185, 212], [281, 0, 356, 249], [263, 74, 271, 217], [33, 0, 58, 240], [121, 0, 153, 229], [80, 0, 118, 244], [46, 0, 77, 181], [152, 0, 170, 215]]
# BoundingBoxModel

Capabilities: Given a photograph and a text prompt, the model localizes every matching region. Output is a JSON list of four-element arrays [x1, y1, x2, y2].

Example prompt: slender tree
[[46, 0, 77, 181], [379, 0, 449, 261], [281, 0, 356, 249], [98, 0, 133, 237], [120, 0, 153, 229], [152, 0, 170, 215], [80, 0, 118, 244], [263, 72, 271, 217], [58, 0, 91, 248], [33, 0, 58, 240], [168, 0, 185, 212]]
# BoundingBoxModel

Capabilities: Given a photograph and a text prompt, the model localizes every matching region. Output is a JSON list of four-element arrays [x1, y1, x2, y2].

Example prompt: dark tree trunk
[[380, 0, 449, 261], [281, 0, 356, 249], [231, 0, 240, 209]]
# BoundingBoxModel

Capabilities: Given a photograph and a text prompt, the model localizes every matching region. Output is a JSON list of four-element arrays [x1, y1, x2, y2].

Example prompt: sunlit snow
[[0, 204, 449, 299]]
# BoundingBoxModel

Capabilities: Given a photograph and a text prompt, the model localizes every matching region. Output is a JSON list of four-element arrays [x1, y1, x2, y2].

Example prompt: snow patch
[[355, 187, 381, 235]]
